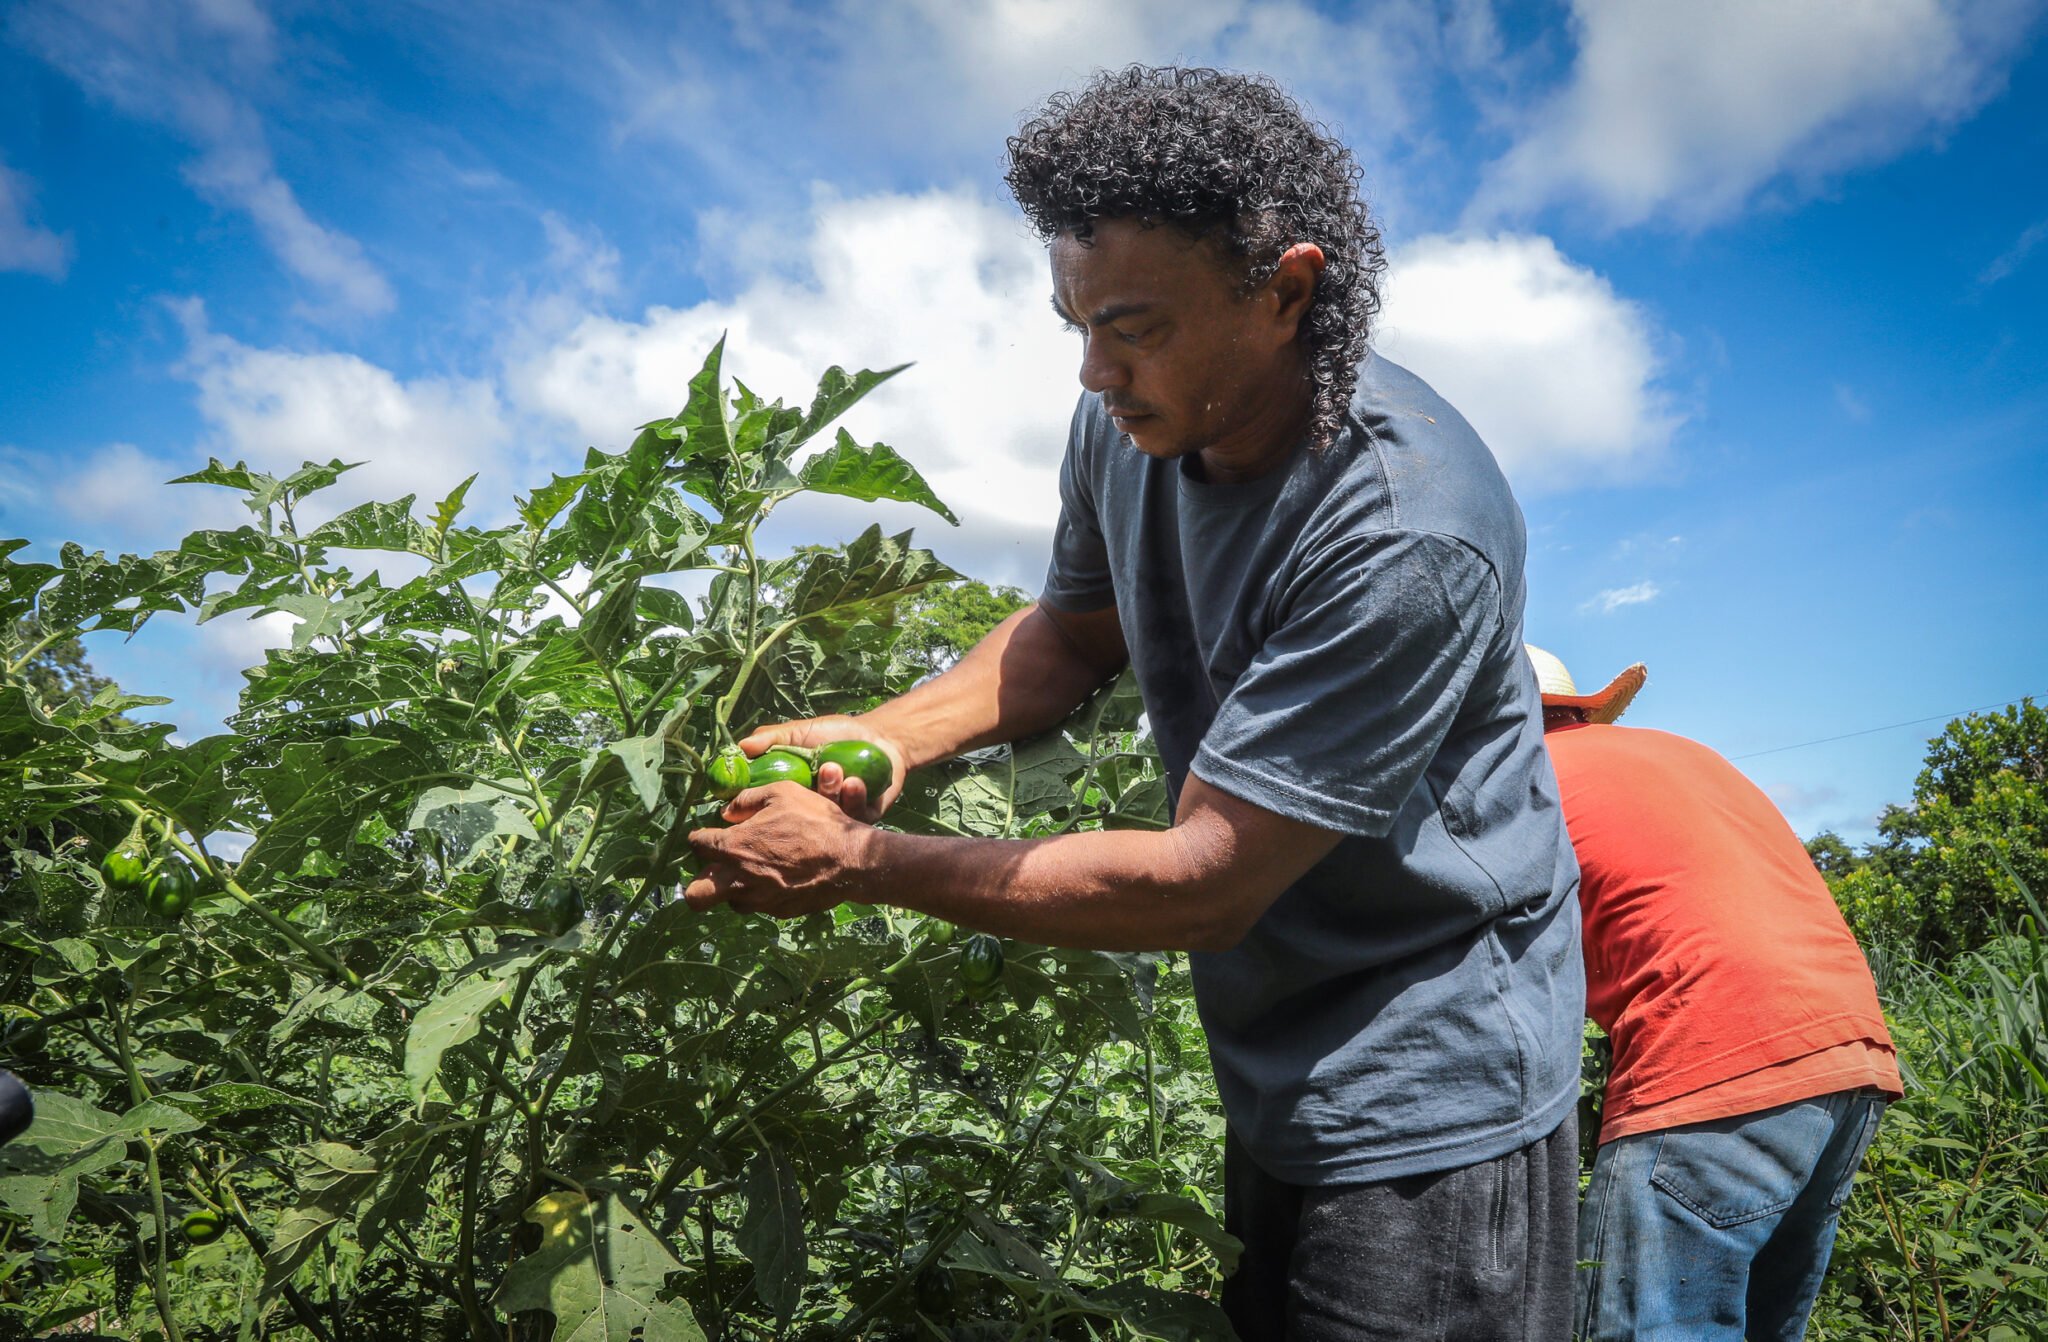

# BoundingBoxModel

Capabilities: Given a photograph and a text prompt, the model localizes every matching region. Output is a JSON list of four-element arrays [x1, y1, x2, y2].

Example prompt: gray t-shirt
[[1042, 354, 1584, 1185]]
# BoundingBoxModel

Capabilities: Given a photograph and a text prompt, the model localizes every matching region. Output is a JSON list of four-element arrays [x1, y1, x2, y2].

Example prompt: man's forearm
[[853, 824, 1242, 953], [859, 603, 1122, 768]]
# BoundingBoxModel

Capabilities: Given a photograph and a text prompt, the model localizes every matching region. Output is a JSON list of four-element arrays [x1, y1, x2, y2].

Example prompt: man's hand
[[737, 715, 908, 823], [684, 782, 876, 915]]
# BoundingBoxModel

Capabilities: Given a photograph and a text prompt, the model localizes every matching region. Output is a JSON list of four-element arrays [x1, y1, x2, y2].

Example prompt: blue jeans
[[1575, 1090, 1887, 1341]]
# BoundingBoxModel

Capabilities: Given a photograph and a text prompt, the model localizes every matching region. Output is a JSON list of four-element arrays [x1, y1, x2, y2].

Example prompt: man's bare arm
[[686, 772, 1344, 953]]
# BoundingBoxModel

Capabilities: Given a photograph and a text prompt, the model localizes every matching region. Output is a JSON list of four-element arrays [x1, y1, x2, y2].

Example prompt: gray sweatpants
[[1222, 1113, 1579, 1340]]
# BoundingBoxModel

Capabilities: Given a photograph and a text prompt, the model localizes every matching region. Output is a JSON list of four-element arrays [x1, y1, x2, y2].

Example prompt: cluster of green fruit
[[702, 740, 1007, 993], [98, 821, 203, 920], [702, 739, 894, 801]]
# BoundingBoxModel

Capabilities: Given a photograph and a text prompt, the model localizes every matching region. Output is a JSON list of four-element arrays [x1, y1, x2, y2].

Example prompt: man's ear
[[1268, 242, 1326, 339]]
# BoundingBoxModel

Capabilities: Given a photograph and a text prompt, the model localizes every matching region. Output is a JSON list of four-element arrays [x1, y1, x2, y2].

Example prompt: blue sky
[[2, 0, 2044, 843]]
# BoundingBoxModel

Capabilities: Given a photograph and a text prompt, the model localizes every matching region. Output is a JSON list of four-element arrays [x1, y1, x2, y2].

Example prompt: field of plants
[[2, 345, 2044, 1340]]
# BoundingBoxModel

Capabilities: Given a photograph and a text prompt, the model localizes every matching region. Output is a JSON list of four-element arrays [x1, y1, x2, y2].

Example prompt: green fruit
[[814, 739, 894, 796], [535, 879, 584, 934], [144, 861, 200, 920], [181, 1209, 226, 1244], [924, 919, 957, 947], [706, 746, 751, 801], [960, 934, 1004, 989], [101, 843, 149, 891], [748, 748, 814, 789]]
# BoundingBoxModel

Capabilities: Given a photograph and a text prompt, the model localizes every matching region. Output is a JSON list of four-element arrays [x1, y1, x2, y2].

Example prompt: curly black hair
[[1004, 65, 1385, 451]]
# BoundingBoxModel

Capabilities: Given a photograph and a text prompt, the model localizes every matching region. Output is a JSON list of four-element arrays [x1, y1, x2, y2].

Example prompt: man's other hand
[[685, 782, 875, 916]]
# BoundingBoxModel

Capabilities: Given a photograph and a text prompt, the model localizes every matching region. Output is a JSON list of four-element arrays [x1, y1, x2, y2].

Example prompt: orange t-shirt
[[1545, 724, 1902, 1145]]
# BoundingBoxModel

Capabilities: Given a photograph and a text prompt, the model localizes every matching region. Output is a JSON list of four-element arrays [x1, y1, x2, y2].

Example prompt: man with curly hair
[[688, 66, 1583, 1337]]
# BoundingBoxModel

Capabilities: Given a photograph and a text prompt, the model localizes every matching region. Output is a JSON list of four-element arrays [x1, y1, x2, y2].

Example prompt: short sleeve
[[1039, 398, 1117, 613], [1191, 530, 1503, 837]]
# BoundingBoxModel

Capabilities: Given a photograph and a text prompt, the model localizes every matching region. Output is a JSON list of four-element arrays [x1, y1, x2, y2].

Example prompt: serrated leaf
[[779, 525, 960, 635], [0, 1093, 129, 1241], [520, 471, 590, 531], [268, 591, 371, 649], [307, 498, 431, 554], [408, 784, 541, 866], [404, 959, 535, 1104], [787, 363, 908, 454], [432, 475, 477, 535], [603, 733, 667, 812], [797, 428, 957, 524], [495, 1193, 706, 1342]]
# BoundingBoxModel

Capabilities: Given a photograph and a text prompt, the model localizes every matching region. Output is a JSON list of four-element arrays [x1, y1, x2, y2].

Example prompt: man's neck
[[1193, 369, 1315, 485]]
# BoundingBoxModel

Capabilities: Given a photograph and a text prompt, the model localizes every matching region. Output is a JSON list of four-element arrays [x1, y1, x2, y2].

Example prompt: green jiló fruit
[[144, 861, 200, 920], [181, 1209, 226, 1244], [960, 933, 1004, 989], [706, 745, 751, 801], [534, 879, 584, 934], [101, 842, 149, 891], [814, 739, 894, 797], [747, 748, 814, 789]]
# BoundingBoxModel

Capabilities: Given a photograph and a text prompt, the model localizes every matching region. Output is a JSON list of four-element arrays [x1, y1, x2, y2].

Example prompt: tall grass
[[1811, 865, 2048, 1340]]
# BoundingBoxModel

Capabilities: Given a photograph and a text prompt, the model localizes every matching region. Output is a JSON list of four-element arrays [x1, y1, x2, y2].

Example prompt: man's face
[[1050, 217, 1301, 463]]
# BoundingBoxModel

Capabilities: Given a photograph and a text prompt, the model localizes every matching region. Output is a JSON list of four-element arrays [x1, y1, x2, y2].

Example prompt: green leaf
[[737, 1145, 806, 1327], [519, 472, 590, 531], [797, 428, 958, 524], [268, 591, 372, 649], [495, 1192, 706, 1341], [403, 958, 535, 1104], [0, 1093, 129, 1241], [307, 498, 432, 554], [779, 525, 961, 635], [603, 734, 668, 813], [432, 474, 477, 535], [578, 578, 641, 664], [259, 1142, 382, 1299], [151, 1084, 318, 1120], [408, 784, 541, 866], [787, 363, 908, 455]]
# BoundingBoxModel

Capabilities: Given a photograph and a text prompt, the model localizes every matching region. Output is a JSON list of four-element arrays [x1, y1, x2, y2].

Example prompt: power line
[[1727, 694, 2042, 762]]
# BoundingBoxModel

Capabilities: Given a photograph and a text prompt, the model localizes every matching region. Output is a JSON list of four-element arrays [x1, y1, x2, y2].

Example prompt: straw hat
[[1525, 645, 1647, 725]]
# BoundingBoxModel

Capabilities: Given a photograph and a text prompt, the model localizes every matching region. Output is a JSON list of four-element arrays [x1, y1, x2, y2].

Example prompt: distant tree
[[1829, 700, 2048, 960], [6, 618, 117, 706], [1804, 831, 1861, 880], [894, 579, 1032, 678]]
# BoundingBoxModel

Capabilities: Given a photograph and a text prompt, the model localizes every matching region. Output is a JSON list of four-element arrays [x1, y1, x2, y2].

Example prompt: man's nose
[[1076, 336, 1128, 395]]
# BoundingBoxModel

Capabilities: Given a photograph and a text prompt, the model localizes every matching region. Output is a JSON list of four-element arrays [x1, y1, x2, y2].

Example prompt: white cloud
[[53, 189, 1682, 591], [524, 0, 1444, 223], [172, 300, 515, 517], [1582, 581, 1662, 614], [1834, 383, 1872, 422], [1375, 233, 1679, 488], [10, 0, 394, 314], [512, 186, 1080, 583], [0, 160, 73, 279], [1980, 216, 2048, 287], [1472, 0, 2043, 228]]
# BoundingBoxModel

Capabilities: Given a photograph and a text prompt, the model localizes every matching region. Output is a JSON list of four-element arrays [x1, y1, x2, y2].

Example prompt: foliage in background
[[1810, 872, 2048, 1341], [0, 345, 1221, 1342], [1816, 700, 2048, 962], [891, 582, 1032, 681], [7, 617, 117, 709]]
